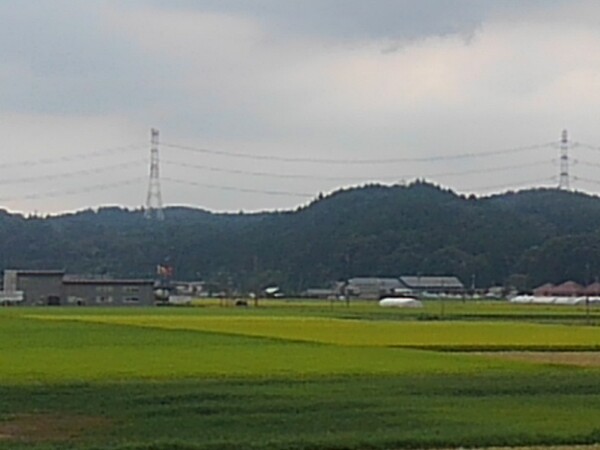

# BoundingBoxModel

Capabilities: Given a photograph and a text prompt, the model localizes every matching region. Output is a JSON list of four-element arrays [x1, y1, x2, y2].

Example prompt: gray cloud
[[0, 2, 162, 116], [0, 0, 599, 214], [141, 0, 591, 43], [144, 0, 490, 41]]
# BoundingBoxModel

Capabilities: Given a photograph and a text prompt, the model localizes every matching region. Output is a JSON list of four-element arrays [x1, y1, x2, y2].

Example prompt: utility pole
[[585, 263, 591, 325], [144, 128, 165, 220], [559, 129, 570, 190]]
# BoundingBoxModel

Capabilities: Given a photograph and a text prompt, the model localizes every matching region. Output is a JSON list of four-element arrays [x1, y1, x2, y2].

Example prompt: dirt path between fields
[[0, 413, 110, 442], [476, 351, 600, 367], [1, 413, 597, 448], [454, 447, 600, 450]]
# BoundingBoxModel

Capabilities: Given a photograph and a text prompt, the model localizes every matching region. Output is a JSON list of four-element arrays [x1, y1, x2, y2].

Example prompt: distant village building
[[533, 283, 554, 297], [171, 281, 207, 297], [302, 288, 338, 299], [532, 281, 600, 297], [551, 281, 584, 297], [398, 276, 465, 295], [306, 275, 466, 300], [584, 282, 600, 296], [3, 270, 64, 305], [345, 277, 403, 299], [1, 269, 155, 306], [63, 278, 154, 306]]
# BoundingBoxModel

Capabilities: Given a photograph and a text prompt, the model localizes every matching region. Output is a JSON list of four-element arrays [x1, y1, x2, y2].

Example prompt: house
[[550, 281, 584, 297], [532, 281, 598, 298], [398, 275, 465, 295], [533, 282, 554, 297], [584, 282, 600, 296], [1, 269, 155, 306]]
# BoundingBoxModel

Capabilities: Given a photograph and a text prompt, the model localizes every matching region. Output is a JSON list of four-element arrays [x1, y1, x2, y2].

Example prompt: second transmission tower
[[144, 128, 165, 220], [559, 129, 570, 190]]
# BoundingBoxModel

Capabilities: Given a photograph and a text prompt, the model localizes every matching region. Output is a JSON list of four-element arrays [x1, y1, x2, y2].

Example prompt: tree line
[[2, 181, 600, 293]]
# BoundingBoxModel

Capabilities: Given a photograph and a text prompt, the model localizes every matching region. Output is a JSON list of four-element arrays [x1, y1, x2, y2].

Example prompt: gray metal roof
[[304, 288, 337, 296], [399, 276, 464, 289], [63, 279, 154, 286], [5, 269, 65, 276], [348, 277, 402, 287]]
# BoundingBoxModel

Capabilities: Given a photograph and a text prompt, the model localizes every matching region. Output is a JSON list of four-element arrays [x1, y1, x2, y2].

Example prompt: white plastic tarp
[[379, 297, 423, 308]]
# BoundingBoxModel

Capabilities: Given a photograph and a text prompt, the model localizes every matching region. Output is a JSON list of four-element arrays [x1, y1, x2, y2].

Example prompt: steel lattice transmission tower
[[559, 129, 570, 190], [144, 128, 165, 220]]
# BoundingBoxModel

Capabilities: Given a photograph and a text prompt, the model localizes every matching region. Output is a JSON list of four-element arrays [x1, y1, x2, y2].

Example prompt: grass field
[[16, 298, 600, 322], [1, 302, 600, 449], [26, 313, 600, 350]]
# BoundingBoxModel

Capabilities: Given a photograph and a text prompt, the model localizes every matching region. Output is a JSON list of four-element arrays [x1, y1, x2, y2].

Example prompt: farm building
[[63, 278, 155, 306], [2, 270, 64, 305], [398, 275, 465, 295], [1, 269, 155, 306], [341, 275, 466, 300], [345, 277, 403, 299], [302, 288, 338, 299]]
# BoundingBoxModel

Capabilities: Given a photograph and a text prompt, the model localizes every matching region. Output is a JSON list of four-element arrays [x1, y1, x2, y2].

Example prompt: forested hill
[[2, 181, 600, 292]]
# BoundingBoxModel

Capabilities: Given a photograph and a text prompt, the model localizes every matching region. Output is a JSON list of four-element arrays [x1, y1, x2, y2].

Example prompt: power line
[[164, 172, 559, 200], [461, 176, 556, 193], [0, 130, 586, 208], [162, 141, 556, 164], [572, 142, 600, 152], [0, 143, 145, 170], [0, 160, 144, 186], [163, 159, 361, 181], [0, 177, 146, 203], [162, 158, 554, 182], [162, 177, 313, 198], [425, 160, 554, 179], [572, 159, 600, 169], [572, 176, 600, 186], [0, 170, 563, 206]]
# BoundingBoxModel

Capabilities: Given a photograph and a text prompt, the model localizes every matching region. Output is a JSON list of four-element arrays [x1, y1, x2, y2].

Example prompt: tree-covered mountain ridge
[[2, 181, 600, 292]]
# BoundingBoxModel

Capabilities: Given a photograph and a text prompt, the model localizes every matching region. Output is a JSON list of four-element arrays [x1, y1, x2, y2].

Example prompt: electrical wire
[[164, 173, 559, 201], [424, 160, 554, 178], [163, 160, 347, 181], [0, 134, 591, 206], [573, 142, 600, 152], [0, 143, 145, 170], [0, 160, 145, 186], [572, 176, 600, 186], [162, 158, 554, 182], [162, 141, 556, 164], [0, 177, 146, 202], [573, 159, 600, 169], [460, 176, 557, 193], [162, 177, 313, 198]]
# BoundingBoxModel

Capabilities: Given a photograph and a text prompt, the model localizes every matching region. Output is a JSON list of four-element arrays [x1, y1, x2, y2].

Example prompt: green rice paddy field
[[1, 300, 600, 449]]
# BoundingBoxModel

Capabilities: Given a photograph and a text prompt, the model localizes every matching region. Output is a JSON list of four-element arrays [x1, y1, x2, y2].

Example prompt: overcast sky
[[2, 0, 600, 214]]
